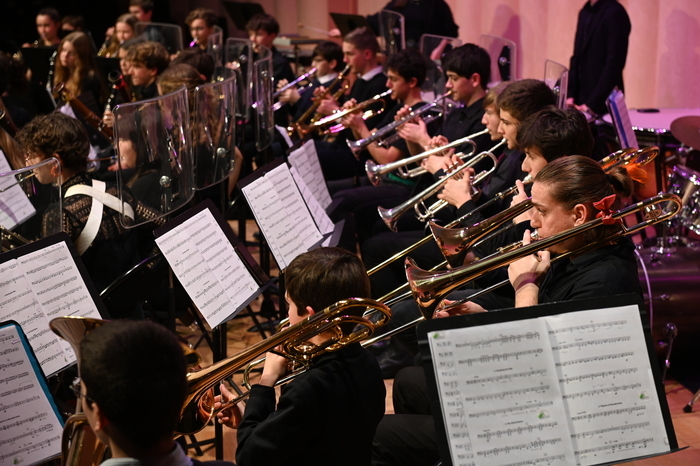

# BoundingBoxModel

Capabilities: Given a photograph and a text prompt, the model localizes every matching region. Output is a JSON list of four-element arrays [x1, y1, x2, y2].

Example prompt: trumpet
[[312, 89, 393, 132], [273, 67, 317, 99], [347, 91, 451, 157], [377, 139, 502, 232], [290, 64, 350, 137], [365, 128, 489, 185], [407, 192, 682, 318]]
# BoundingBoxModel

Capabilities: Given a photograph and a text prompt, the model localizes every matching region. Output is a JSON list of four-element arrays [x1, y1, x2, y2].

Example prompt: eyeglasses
[[24, 152, 43, 165], [70, 378, 95, 405], [190, 26, 207, 32]]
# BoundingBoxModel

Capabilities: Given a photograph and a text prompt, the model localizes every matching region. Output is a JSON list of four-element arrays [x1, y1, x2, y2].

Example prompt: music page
[[544, 305, 668, 465], [428, 319, 576, 466], [156, 208, 259, 328], [0, 150, 36, 230], [289, 166, 334, 237], [0, 323, 63, 466], [287, 139, 332, 209]]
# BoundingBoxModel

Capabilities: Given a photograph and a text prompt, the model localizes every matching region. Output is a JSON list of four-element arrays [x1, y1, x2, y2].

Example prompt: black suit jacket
[[236, 343, 386, 466], [567, 0, 631, 115]]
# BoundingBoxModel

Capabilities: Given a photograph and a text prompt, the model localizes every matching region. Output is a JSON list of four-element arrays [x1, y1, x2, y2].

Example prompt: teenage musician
[[185, 8, 218, 51], [373, 155, 643, 466], [23, 8, 62, 48], [99, 14, 138, 58]]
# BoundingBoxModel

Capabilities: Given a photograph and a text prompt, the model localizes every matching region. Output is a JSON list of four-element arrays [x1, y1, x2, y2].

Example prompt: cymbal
[[671, 116, 700, 149]]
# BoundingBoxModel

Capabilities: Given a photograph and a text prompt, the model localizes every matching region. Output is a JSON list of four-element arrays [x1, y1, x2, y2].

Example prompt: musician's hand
[[341, 98, 357, 110], [102, 109, 114, 128], [215, 383, 244, 429], [259, 348, 289, 388], [279, 86, 301, 104], [105, 27, 115, 39], [434, 299, 487, 318], [511, 179, 531, 224], [395, 104, 413, 120], [439, 167, 475, 208], [421, 154, 451, 174], [508, 230, 550, 306], [426, 135, 454, 158], [574, 103, 591, 113], [316, 98, 340, 116], [397, 118, 429, 147], [565, 97, 575, 108], [312, 85, 327, 98], [341, 110, 364, 132]]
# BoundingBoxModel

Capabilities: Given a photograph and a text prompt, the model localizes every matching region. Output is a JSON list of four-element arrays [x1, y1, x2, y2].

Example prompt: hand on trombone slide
[[215, 384, 245, 428], [433, 299, 487, 319], [508, 230, 550, 306]]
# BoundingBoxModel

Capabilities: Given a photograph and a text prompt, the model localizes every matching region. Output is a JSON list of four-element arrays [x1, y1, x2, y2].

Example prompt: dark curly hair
[[17, 113, 90, 172]]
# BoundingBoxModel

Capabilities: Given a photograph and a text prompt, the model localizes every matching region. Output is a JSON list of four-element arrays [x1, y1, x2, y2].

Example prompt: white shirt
[[318, 72, 338, 85], [360, 66, 383, 82]]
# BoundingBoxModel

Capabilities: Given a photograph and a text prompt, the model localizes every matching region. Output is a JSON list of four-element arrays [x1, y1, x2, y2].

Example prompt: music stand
[[20, 46, 56, 85], [544, 59, 569, 110], [330, 13, 370, 37], [223, 1, 265, 32]]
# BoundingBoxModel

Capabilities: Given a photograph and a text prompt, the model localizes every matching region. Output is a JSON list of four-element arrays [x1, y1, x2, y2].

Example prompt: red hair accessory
[[593, 194, 620, 225]]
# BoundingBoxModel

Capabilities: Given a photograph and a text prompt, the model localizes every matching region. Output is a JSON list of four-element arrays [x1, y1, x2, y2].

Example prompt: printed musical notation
[[0, 241, 101, 377], [290, 166, 335, 246], [241, 162, 322, 269], [156, 208, 260, 329], [428, 304, 671, 466], [0, 150, 36, 230], [0, 324, 63, 465], [287, 140, 332, 209]]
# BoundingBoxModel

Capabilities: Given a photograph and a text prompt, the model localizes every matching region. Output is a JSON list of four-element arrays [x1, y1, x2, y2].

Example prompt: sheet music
[[0, 241, 102, 376], [545, 306, 668, 465], [242, 162, 322, 269], [0, 324, 63, 465], [0, 150, 36, 230], [156, 208, 260, 328], [289, 166, 335, 243], [428, 319, 576, 466], [287, 139, 332, 209], [274, 124, 294, 148], [607, 89, 638, 149]]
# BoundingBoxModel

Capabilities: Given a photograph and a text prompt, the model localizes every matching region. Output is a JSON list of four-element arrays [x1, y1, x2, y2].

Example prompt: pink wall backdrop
[[248, 0, 700, 110]]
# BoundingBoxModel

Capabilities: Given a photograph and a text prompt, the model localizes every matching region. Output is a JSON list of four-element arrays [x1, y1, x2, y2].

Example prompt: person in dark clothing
[[78, 319, 235, 466], [372, 155, 643, 466], [215, 247, 386, 466], [17, 113, 161, 292], [124, 40, 169, 101], [566, 0, 631, 116]]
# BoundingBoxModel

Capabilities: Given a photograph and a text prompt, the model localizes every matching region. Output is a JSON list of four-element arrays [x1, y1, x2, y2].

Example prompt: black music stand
[[21, 46, 56, 85], [330, 13, 370, 37], [223, 1, 265, 31]]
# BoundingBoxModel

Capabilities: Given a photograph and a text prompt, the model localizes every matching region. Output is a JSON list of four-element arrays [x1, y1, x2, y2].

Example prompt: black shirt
[[440, 98, 489, 154]]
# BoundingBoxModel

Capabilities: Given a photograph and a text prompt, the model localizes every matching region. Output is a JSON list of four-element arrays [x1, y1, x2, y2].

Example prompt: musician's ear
[[50, 153, 62, 176], [407, 76, 418, 88], [572, 203, 588, 226], [469, 72, 481, 88]]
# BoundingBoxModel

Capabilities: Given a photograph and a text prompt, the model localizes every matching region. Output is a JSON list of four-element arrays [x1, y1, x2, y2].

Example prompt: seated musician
[[215, 247, 386, 466], [277, 41, 344, 124], [128, 0, 154, 24], [328, 48, 429, 250], [78, 319, 235, 466], [99, 13, 138, 58], [372, 155, 643, 466], [125, 41, 169, 101], [61, 14, 85, 33], [314, 27, 395, 181], [54, 31, 106, 115], [186, 8, 218, 51], [23, 7, 61, 48], [17, 112, 161, 293]]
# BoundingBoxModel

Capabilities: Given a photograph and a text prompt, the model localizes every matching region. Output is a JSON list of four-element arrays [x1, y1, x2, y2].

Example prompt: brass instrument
[[273, 67, 317, 99], [177, 297, 390, 435], [1, 225, 31, 252], [312, 89, 393, 134], [406, 192, 682, 318], [290, 64, 350, 137], [54, 83, 114, 141], [96, 35, 113, 57], [377, 139, 502, 232], [347, 92, 451, 157], [0, 108, 19, 137], [365, 128, 488, 185]]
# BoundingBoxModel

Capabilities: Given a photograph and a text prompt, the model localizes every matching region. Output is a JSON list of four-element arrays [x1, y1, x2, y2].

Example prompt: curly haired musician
[[216, 247, 386, 466], [78, 319, 234, 466]]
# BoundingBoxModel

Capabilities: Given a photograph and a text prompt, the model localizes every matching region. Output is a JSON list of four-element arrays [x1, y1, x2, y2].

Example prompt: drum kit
[[620, 110, 700, 409]]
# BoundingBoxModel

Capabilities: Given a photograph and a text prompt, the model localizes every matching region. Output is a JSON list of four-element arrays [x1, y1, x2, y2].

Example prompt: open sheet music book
[[0, 234, 105, 377], [0, 149, 36, 230], [0, 322, 64, 466], [238, 158, 323, 270], [155, 200, 270, 328], [287, 139, 332, 210], [606, 88, 639, 149], [418, 295, 678, 466]]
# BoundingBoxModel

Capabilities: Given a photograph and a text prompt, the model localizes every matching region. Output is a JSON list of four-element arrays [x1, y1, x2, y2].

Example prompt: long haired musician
[[54, 31, 106, 111], [372, 155, 644, 466], [78, 319, 236, 466], [22, 8, 62, 48], [214, 248, 386, 466], [99, 14, 138, 58]]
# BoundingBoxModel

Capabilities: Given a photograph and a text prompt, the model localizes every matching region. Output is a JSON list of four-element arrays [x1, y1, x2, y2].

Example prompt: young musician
[[17, 113, 159, 292], [128, 0, 154, 23], [215, 247, 386, 466], [185, 8, 218, 51], [124, 40, 169, 101], [24, 8, 61, 48], [78, 319, 235, 465], [246, 14, 294, 85], [54, 32, 105, 111], [61, 15, 85, 33], [373, 156, 643, 466], [99, 14, 137, 58]]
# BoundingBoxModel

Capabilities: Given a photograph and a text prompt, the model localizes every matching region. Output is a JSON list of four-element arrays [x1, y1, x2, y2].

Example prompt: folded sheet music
[[0, 150, 36, 230], [287, 139, 332, 209], [427, 304, 670, 466], [0, 322, 64, 465], [289, 166, 335, 245], [241, 161, 323, 269], [0, 240, 102, 377], [155, 207, 261, 328]]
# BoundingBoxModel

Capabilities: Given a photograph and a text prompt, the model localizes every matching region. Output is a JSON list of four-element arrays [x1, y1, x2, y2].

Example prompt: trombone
[[406, 192, 682, 318], [289, 64, 350, 137], [377, 139, 502, 232], [347, 91, 451, 157], [365, 128, 488, 185], [312, 89, 393, 134]]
